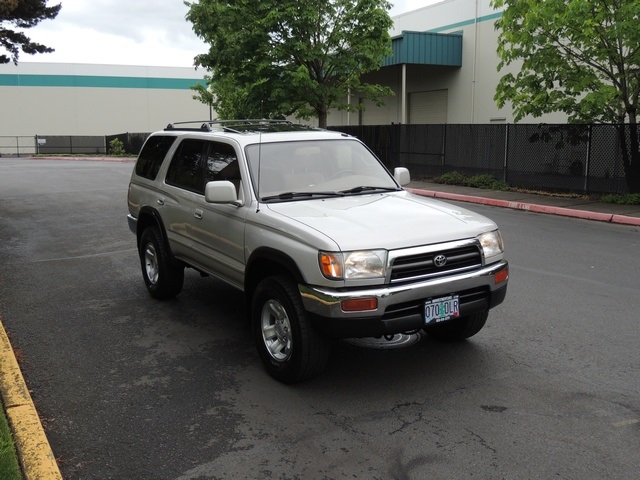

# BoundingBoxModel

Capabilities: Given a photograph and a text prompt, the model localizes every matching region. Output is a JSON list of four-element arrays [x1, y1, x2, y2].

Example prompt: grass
[[0, 400, 22, 480]]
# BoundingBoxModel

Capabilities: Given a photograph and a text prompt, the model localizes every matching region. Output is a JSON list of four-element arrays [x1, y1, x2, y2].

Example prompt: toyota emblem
[[434, 254, 447, 267]]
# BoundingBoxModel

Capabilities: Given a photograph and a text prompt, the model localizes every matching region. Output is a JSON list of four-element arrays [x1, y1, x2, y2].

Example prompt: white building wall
[[1, 0, 570, 134], [348, 0, 568, 125], [0, 62, 209, 136]]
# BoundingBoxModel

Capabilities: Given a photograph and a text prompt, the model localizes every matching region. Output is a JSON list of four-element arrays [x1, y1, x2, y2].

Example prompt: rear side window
[[165, 139, 207, 194], [135, 135, 176, 180]]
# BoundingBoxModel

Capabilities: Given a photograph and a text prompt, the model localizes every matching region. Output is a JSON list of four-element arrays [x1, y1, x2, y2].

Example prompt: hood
[[266, 191, 497, 251]]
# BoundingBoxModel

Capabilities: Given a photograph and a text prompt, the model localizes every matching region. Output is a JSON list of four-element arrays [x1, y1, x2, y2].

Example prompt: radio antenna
[[256, 130, 262, 213]]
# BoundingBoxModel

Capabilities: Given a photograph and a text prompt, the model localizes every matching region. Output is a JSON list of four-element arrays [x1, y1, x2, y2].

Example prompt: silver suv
[[127, 120, 508, 383]]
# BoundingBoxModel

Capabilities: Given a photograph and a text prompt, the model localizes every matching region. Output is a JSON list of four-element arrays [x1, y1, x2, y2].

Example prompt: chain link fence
[[331, 124, 634, 195], [34, 135, 107, 155], [0, 136, 37, 157], [4, 125, 636, 195], [105, 132, 150, 155], [0, 133, 151, 156]]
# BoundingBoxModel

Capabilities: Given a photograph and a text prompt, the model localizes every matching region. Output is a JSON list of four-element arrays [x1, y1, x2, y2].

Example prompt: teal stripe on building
[[0, 74, 205, 89], [427, 11, 503, 34]]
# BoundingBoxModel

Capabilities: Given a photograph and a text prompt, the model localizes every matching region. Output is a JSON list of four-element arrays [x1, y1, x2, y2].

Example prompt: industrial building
[[0, 62, 208, 136], [0, 0, 566, 143]]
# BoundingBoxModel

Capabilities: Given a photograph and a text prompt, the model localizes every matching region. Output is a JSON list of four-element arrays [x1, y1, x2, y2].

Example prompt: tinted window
[[135, 135, 176, 180], [165, 139, 207, 193], [205, 142, 238, 183]]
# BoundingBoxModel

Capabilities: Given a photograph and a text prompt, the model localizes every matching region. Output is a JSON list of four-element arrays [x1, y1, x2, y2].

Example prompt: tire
[[139, 226, 184, 300], [424, 310, 488, 342], [252, 275, 330, 383]]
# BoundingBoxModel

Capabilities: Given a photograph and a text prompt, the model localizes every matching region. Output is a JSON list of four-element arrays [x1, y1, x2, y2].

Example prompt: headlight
[[478, 230, 504, 260], [319, 250, 387, 280]]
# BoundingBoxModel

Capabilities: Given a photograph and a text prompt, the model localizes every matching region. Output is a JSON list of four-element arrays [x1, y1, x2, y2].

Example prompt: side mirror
[[394, 167, 410, 186], [205, 181, 242, 206]]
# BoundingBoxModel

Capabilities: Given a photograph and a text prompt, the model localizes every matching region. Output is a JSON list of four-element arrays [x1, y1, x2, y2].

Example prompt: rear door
[[162, 138, 208, 262]]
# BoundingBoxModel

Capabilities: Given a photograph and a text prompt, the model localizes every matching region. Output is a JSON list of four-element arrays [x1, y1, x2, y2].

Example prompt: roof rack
[[164, 119, 296, 133]]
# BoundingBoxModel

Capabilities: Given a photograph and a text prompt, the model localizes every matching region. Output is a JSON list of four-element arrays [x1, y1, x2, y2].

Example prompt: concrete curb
[[0, 318, 62, 480], [409, 188, 640, 227]]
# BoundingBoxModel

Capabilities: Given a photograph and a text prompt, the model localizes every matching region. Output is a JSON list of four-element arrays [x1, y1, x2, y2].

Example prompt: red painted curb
[[18, 156, 136, 163], [408, 188, 640, 226], [611, 215, 640, 226]]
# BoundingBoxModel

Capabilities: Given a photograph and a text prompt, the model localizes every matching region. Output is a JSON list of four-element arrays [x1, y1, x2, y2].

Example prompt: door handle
[[194, 209, 203, 220], [157, 198, 165, 206]]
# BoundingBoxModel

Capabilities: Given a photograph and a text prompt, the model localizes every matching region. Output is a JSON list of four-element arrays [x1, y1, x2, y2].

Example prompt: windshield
[[245, 139, 399, 201]]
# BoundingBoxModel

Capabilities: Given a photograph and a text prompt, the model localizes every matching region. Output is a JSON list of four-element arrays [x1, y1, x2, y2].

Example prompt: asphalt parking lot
[[1, 157, 639, 479]]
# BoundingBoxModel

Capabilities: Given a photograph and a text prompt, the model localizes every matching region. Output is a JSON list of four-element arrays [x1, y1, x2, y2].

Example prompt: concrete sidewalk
[[407, 180, 640, 226]]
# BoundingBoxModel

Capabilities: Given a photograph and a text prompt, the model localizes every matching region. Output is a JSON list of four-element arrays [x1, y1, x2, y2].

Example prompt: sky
[[18, 0, 442, 68]]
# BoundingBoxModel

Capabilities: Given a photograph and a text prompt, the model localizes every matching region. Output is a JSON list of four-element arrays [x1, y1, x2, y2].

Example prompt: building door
[[409, 90, 448, 124]]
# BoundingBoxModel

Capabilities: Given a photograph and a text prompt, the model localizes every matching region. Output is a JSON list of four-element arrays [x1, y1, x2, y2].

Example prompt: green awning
[[383, 31, 462, 67]]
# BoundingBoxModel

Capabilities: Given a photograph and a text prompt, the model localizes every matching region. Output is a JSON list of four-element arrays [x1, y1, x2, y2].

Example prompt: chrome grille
[[390, 244, 482, 283]]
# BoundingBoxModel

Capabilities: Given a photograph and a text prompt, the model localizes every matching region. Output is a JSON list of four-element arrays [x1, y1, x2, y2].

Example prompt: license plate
[[424, 295, 460, 324]]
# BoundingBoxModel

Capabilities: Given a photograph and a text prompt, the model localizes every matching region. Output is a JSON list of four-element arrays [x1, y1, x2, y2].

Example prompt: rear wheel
[[424, 310, 488, 342], [252, 275, 330, 383], [139, 226, 184, 300]]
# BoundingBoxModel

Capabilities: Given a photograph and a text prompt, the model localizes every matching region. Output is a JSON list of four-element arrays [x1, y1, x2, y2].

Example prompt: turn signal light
[[341, 298, 378, 312], [320, 253, 342, 279], [494, 268, 509, 284]]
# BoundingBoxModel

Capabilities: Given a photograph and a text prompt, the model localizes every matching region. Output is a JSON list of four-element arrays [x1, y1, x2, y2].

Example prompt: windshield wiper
[[261, 191, 344, 201], [339, 186, 399, 194]]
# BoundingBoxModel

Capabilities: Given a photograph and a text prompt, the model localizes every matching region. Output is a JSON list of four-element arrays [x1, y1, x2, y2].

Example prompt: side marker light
[[341, 298, 378, 312], [494, 268, 509, 285]]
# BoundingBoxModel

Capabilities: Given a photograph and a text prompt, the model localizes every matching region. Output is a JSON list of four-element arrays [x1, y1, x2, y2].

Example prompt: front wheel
[[423, 310, 488, 342], [139, 226, 184, 300], [252, 275, 330, 383]]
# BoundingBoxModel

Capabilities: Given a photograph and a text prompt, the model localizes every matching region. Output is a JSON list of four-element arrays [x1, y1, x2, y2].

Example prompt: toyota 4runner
[[127, 120, 508, 383]]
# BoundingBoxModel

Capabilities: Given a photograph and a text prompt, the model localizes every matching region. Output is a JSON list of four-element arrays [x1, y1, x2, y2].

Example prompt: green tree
[[0, 0, 61, 64], [493, 0, 640, 192], [186, 0, 393, 128]]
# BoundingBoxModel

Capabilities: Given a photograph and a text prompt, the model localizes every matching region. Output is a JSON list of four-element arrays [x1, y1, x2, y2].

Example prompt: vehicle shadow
[[324, 333, 496, 387], [169, 271, 502, 391]]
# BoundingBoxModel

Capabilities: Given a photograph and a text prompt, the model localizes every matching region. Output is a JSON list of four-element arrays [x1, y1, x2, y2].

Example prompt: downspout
[[471, 0, 479, 123], [401, 64, 408, 124]]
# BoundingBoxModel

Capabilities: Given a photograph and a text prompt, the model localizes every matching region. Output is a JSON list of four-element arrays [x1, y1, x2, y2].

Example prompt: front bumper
[[127, 214, 138, 235], [299, 260, 508, 338]]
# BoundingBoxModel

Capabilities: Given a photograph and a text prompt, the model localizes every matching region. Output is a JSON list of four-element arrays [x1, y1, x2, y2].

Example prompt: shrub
[[109, 138, 126, 156], [600, 193, 640, 205], [434, 171, 469, 185], [433, 171, 511, 191], [467, 174, 510, 191]]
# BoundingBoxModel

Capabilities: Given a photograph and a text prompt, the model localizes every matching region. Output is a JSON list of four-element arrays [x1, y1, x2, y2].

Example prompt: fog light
[[341, 298, 378, 312]]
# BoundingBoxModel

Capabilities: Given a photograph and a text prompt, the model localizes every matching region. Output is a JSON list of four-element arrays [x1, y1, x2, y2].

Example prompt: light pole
[[208, 84, 214, 121]]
